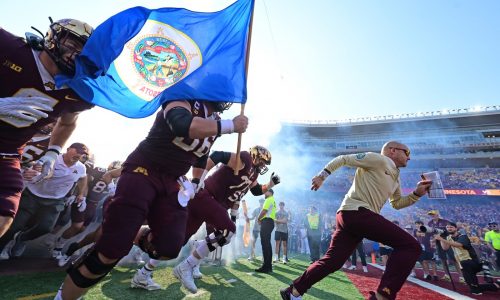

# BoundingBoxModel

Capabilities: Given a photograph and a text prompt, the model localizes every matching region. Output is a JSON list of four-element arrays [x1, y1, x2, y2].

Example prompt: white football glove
[[31, 148, 60, 184], [77, 197, 87, 212], [64, 195, 76, 206], [177, 175, 195, 207], [192, 170, 208, 193], [0, 96, 53, 125]]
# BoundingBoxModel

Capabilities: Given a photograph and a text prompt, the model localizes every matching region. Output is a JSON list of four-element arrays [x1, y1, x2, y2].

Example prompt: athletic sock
[[55, 237, 67, 249], [147, 259, 161, 269], [141, 264, 153, 276], [187, 255, 200, 267]]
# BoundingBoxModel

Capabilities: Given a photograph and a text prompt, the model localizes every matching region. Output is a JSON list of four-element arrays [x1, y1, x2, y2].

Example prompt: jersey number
[[92, 181, 108, 194], [172, 137, 213, 157]]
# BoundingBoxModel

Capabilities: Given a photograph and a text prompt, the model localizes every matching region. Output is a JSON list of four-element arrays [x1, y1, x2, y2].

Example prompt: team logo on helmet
[[43, 18, 93, 76], [108, 160, 122, 171], [250, 145, 272, 175], [114, 20, 202, 102]]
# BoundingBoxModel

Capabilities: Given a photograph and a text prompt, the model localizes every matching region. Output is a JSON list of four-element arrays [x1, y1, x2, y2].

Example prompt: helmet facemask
[[43, 19, 93, 76], [250, 145, 272, 175]]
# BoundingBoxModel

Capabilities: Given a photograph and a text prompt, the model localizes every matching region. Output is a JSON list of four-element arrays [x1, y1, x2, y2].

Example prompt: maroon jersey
[[204, 151, 259, 209], [0, 28, 93, 154], [86, 166, 109, 202], [133, 101, 218, 177], [21, 135, 50, 165]]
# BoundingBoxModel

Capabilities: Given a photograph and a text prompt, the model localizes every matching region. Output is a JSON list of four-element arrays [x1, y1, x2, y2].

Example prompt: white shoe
[[342, 263, 348, 269], [131, 269, 161, 291], [0, 240, 13, 260], [52, 249, 62, 259], [132, 249, 145, 265], [348, 265, 357, 270], [173, 261, 197, 293], [362, 266, 368, 273], [58, 254, 72, 267], [192, 264, 203, 279], [10, 231, 26, 258], [282, 258, 287, 264], [410, 271, 416, 277]]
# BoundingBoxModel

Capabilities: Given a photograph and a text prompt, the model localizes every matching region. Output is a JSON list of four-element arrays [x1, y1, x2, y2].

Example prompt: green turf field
[[0, 255, 363, 300]]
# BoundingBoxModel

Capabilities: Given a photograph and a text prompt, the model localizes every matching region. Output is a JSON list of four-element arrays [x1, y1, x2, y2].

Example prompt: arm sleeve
[[209, 151, 231, 165], [389, 185, 420, 210], [164, 106, 193, 137], [323, 152, 385, 174], [193, 154, 208, 169]]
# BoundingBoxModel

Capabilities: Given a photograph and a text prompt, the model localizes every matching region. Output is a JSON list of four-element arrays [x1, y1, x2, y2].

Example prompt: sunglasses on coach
[[390, 147, 411, 157]]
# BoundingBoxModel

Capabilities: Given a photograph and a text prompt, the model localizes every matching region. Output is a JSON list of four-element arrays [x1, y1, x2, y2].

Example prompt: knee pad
[[137, 228, 160, 259], [67, 247, 118, 288], [205, 229, 234, 251]]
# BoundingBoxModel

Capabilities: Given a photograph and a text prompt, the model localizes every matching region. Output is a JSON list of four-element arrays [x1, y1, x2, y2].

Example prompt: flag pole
[[235, 0, 255, 175]]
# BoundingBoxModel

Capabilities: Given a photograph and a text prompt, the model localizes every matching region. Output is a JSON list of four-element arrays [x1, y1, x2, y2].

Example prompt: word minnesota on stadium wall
[[401, 188, 500, 196]]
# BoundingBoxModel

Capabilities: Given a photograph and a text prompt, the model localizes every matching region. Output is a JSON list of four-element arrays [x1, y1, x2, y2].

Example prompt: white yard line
[[367, 263, 475, 300]]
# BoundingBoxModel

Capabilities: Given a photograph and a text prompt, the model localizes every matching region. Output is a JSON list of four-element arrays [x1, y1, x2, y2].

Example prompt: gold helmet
[[108, 160, 122, 171], [249, 145, 271, 175], [43, 18, 93, 76]]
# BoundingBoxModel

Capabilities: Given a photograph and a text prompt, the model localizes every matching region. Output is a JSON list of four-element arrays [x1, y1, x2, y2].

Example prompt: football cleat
[[131, 269, 161, 291], [52, 249, 63, 259], [10, 231, 27, 258], [173, 261, 197, 293], [57, 254, 72, 267], [0, 240, 14, 260], [192, 263, 203, 279]]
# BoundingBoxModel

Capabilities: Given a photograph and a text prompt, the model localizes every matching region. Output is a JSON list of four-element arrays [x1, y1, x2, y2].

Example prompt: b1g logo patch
[[114, 20, 202, 101], [355, 153, 367, 160]]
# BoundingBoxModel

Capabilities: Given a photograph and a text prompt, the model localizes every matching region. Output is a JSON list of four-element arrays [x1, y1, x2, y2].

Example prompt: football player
[[0, 19, 94, 237], [55, 100, 248, 300], [52, 160, 123, 261], [132, 145, 280, 293], [55, 163, 123, 267]]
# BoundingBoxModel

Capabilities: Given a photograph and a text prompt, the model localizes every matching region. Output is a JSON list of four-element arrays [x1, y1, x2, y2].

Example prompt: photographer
[[427, 210, 464, 282], [436, 222, 499, 296]]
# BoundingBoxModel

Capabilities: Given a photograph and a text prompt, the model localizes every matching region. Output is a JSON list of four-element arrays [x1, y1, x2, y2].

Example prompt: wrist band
[[46, 148, 60, 155], [191, 178, 200, 184], [216, 120, 222, 137], [220, 119, 234, 135], [318, 169, 330, 179], [48, 145, 62, 155]]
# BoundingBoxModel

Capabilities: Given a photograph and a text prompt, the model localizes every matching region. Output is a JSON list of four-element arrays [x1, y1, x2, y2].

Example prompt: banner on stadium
[[401, 188, 500, 197], [56, 0, 254, 118]]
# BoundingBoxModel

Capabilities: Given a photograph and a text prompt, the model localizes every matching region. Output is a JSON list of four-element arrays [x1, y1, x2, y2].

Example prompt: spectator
[[247, 198, 265, 260], [484, 221, 500, 269], [414, 220, 438, 280], [274, 201, 290, 264]]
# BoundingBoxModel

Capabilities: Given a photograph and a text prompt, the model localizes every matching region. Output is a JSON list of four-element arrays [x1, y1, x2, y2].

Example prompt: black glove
[[270, 172, 280, 185]]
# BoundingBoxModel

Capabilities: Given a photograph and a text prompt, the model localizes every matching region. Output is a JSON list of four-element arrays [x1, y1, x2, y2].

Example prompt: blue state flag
[[56, 0, 254, 118]]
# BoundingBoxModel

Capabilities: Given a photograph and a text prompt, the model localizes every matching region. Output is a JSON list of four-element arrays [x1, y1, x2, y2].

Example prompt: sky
[[1, 0, 499, 168]]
